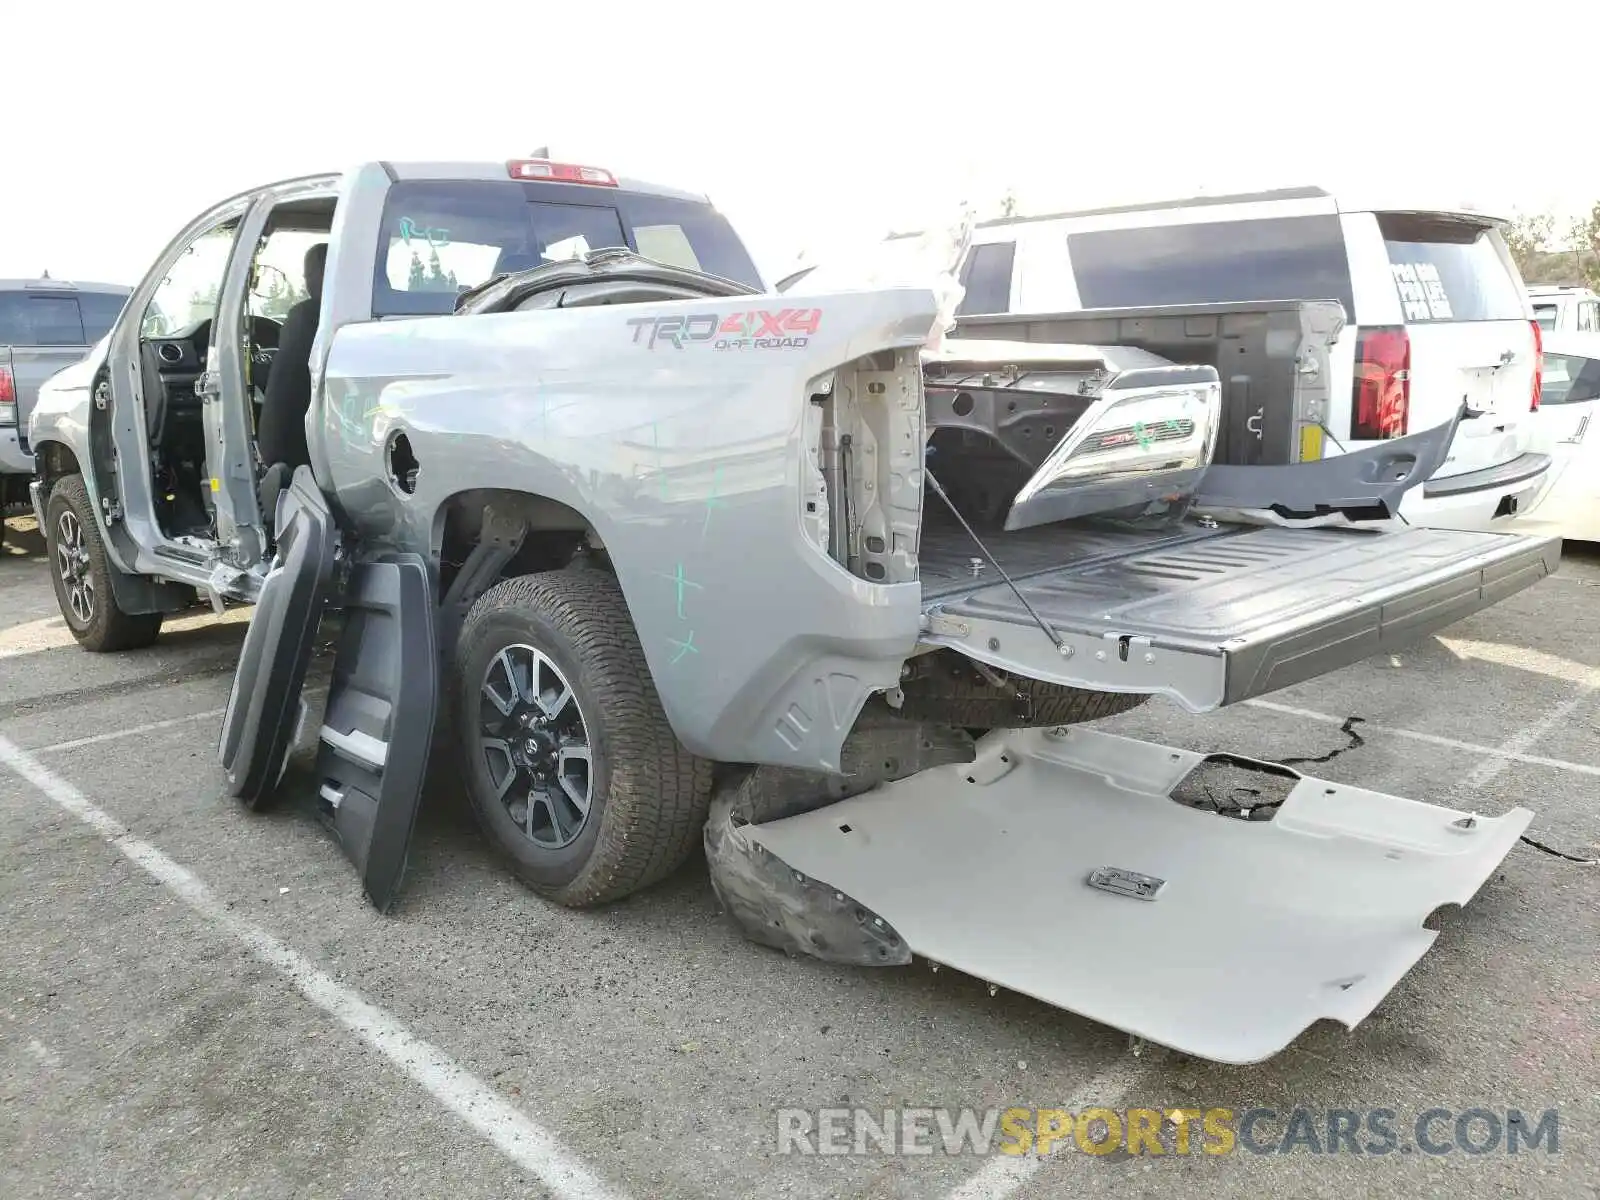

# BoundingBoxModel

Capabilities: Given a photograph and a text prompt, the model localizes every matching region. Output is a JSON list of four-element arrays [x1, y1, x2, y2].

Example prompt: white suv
[[903, 187, 1551, 530], [1529, 285, 1600, 334]]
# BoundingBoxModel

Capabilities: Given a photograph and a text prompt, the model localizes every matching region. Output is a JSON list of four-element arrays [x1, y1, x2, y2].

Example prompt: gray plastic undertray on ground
[[743, 725, 1532, 1064]]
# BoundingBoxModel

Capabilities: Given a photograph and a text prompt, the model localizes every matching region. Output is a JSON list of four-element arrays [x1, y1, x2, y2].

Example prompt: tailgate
[[5, 345, 85, 452], [919, 522, 1560, 711]]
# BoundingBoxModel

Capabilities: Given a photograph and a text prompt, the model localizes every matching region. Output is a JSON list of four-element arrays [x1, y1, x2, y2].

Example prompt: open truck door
[[217, 466, 438, 912]]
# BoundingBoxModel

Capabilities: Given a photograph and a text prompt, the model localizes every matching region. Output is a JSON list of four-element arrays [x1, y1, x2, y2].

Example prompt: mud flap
[[313, 555, 438, 913], [218, 466, 337, 810], [740, 725, 1532, 1064]]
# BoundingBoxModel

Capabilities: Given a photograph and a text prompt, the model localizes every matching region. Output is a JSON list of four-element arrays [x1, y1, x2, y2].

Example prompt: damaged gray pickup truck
[[26, 161, 1559, 1064]]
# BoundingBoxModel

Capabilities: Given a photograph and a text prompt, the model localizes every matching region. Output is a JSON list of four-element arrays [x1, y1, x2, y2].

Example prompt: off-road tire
[[453, 567, 713, 907], [44, 475, 163, 652], [894, 659, 1150, 729]]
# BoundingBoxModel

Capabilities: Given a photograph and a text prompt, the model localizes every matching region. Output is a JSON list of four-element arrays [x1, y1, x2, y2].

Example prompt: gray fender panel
[[1192, 404, 1465, 520]]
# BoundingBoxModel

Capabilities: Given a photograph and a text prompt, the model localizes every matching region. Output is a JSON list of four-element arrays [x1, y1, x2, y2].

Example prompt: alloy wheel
[[478, 643, 595, 849]]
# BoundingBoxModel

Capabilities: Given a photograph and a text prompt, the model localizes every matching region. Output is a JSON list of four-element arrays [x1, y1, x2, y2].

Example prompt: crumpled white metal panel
[[746, 725, 1531, 1064]]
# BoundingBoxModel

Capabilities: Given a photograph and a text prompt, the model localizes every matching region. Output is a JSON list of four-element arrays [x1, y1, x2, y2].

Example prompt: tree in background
[[254, 271, 305, 321], [1503, 209, 1598, 289], [185, 283, 221, 327], [425, 247, 458, 292], [1568, 200, 1600, 289], [1502, 212, 1555, 276], [406, 248, 459, 293]]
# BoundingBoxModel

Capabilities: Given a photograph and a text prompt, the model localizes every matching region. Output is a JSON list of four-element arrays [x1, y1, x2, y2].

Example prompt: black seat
[[140, 340, 172, 448], [257, 242, 327, 474], [494, 248, 541, 276]]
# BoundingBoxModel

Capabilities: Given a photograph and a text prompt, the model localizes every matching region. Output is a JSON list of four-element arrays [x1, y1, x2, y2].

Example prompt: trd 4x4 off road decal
[[627, 308, 823, 351]]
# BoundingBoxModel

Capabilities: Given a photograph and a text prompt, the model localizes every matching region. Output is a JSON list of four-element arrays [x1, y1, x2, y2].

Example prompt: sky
[[7, 1, 1600, 288]]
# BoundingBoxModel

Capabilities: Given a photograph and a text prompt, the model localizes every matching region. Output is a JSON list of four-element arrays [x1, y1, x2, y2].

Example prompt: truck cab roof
[[0, 278, 132, 293], [234, 161, 714, 208]]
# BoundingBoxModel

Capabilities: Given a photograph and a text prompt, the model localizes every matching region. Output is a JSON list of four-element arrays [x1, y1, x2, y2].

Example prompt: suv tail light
[[0, 365, 15, 427], [1350, 326, 1410, 440], [1529, 319, 1543, 411]]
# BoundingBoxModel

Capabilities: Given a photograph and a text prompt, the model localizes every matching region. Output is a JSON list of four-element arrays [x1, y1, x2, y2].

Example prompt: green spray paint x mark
[[1133, 420, 1153, 451], [667, 631, 699, 664], [701, 464, 726, 540], [654, 563, 702, 620]]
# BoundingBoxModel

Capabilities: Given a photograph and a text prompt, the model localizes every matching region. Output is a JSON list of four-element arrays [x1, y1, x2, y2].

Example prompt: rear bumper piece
[[741, 725, 1532, 1065], [1422, 451, 1550, 498], [921, 525, 1561, 712]]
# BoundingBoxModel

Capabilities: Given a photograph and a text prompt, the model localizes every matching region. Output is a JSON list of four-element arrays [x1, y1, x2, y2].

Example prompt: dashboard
[[145, 315, 283, 418]]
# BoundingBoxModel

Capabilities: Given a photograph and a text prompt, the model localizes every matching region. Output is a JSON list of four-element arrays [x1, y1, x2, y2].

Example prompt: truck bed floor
[[919, 515, 1217, 600]]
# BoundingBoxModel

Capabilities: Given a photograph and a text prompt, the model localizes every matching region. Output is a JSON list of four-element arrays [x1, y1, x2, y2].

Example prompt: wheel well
[[434, 489, 608, 668], [435, 488, 604, 598], [33, 442, 81, 500]]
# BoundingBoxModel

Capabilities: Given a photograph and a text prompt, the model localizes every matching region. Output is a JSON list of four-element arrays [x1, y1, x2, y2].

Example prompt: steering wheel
[[252, 262, 292, 300]]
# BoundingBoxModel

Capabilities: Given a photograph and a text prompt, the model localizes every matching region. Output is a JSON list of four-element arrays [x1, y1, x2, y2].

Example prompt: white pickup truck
[[26, 158, 1560, 1064]]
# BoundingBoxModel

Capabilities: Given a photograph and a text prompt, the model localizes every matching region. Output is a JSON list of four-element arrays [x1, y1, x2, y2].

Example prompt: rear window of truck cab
[[0, 289, 129, 346], [1376, 213, 1525, 323], [372, 179, 763, 317]]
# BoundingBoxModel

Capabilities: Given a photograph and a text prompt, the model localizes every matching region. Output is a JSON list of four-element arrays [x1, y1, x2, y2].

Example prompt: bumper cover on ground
[[728, 725, 1531, 1064]]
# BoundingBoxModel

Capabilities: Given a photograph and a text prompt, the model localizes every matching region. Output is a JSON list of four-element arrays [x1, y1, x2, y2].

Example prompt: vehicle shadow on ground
[[1563, 539, 1600, 567], [0, 517, 47, 559], [0, 623, 251, 721]]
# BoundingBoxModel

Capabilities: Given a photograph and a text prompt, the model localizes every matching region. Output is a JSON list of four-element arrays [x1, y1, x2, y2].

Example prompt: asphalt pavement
[[2, 511, 1596, 1200]]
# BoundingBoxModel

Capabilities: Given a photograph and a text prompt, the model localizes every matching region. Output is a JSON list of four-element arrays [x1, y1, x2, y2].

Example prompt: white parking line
[[943, 1063, 1143, 1200], [1463, 665, 1600, 789], [33, 709, 226, 754], [1245, 698, 1600, 779], [28, 688, 327, 756], [0, 732, 627, 1200]]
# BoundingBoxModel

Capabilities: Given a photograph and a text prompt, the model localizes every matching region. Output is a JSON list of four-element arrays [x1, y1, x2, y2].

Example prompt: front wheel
[[453, 568, 713, 907], [45, 475, 162, 652]]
